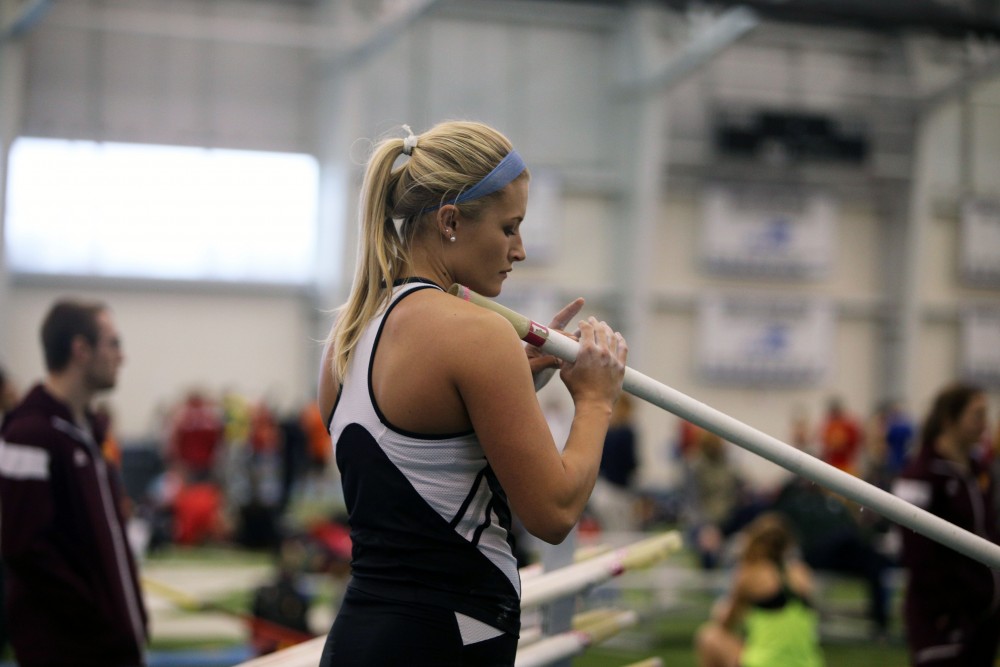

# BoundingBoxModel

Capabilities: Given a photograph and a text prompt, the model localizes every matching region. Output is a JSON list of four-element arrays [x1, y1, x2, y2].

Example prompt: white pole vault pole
[[449, 284, 1000, 570], [514, 610, 640, 667], [233, 636, 325, 667]]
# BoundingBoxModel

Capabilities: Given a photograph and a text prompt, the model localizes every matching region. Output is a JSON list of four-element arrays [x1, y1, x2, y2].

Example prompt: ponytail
[[330, 139, 410, 382]]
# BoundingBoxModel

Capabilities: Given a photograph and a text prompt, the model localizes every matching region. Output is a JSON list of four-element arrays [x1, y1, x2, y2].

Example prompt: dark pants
[[321, 587, 517, 667]]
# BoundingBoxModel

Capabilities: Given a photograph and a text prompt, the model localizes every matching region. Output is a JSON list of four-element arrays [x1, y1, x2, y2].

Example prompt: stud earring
[[449, 235, 456, 243]]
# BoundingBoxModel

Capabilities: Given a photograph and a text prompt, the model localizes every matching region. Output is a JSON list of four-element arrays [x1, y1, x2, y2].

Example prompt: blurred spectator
[[167, 390, 224, 476], [247, 401, 282, 506], [171, 470, 228, 546], [676, 419, 704, 461], [865, 398, 915, 491], [279, 409, 308, 513], [819, 396, 863, 475], [893, 382, 999, 666], [884, 401, 916, 475], [222, 390, 251, 447], [301, 401, 331, 472], [588, 395, 640, 532], [683, 430, 758, 569], [0, 300, 148, 666], [236, 467, 282, 552]]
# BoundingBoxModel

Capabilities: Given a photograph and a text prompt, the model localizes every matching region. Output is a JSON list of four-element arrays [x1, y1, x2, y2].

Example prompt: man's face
[[83, 310, 123, 392]]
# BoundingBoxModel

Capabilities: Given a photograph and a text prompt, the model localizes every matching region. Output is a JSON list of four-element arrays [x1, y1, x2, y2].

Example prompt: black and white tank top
[[330, 279, 521, 637]]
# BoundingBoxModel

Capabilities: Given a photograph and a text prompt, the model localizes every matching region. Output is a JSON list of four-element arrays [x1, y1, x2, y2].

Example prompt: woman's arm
[[452, 309, 626, 544]]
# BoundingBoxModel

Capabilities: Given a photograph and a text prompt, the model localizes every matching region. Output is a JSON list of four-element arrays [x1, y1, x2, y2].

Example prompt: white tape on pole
[[449, 283, 1000, 570]]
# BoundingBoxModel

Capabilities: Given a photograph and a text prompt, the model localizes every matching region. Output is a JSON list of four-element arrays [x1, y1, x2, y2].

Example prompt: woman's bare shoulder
[[392, 288, 520, 345]]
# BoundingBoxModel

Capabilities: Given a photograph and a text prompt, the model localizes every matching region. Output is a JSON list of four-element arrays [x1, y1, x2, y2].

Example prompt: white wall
[[4, 283, 320, 440]]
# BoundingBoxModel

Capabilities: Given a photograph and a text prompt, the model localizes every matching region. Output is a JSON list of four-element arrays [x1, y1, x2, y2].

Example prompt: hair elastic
[[402, 124, 418, 155], [424, 149, 526, 212]]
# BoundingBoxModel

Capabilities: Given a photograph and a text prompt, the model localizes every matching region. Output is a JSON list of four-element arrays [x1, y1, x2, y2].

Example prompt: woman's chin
[[464, 280, 502, 298]]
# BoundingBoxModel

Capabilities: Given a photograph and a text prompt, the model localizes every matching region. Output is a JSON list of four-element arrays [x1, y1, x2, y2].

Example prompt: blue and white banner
[[961, 308, 1000, 387], [960, 199, 1000, 287], [700, 185, 836, 278], [697, 293, 833, 386]]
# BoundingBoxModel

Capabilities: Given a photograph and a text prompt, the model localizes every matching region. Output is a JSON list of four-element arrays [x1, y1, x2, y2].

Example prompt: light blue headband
[[424, 149, 526, 212]]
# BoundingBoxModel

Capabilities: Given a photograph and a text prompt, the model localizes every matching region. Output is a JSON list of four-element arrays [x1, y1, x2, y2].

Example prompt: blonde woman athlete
[[317, 121, 627, 666]]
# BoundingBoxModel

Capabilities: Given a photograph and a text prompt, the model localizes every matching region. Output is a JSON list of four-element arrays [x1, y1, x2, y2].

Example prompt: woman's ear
[[436, 205, 459, 242]]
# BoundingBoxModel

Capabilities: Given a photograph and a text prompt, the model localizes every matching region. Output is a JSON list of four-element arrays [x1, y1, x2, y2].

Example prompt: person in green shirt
[[695, 511, 824, 667]]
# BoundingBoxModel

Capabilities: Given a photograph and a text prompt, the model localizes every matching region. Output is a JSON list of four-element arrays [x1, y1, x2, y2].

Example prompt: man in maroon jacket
[[0, 300, 148, 667]]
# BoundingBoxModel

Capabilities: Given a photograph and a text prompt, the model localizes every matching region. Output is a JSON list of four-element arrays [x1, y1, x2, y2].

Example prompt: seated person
[[695, 512, 824, 667]]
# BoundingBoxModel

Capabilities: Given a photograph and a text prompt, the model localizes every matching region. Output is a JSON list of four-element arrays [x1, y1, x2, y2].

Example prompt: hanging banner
[[961, 308, 1000, 387], [697, 293, 833, 386], [960, 199, 1000, 287], [700, 185, 836, 278]]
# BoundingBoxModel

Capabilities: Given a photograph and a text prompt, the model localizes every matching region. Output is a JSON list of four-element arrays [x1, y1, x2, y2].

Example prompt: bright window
[[4, 138, 320, 285]]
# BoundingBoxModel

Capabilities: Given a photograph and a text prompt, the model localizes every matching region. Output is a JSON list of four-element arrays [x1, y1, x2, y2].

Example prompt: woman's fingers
[[614, 331, 628, 363], [548, 298, 585, 331], [561, 318, 628, 403], [578, 318, 626, 362]]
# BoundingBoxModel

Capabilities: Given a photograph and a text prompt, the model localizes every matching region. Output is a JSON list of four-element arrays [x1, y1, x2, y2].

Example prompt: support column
[[618, 3, 758, 365], [890, 140, 928, 404], [617, 3, 668, 367]]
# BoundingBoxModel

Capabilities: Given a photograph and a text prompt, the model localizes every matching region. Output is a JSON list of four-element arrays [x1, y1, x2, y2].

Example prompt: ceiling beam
[[553, 0, 1000, 40]]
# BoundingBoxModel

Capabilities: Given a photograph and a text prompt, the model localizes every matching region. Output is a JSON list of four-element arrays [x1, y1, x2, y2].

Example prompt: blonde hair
[[329, 120, 527, 383]]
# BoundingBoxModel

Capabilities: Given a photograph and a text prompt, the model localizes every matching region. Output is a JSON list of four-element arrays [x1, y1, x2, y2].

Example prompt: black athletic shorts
[[320, 586, 518, 666]]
